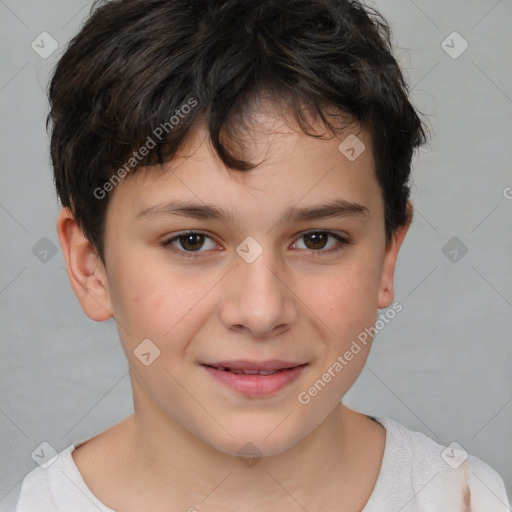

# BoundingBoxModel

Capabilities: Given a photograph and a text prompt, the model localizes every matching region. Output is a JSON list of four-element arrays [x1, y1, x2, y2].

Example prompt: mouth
[[202, 360, 306, 373], [205, 367, 286, 376], [200, 360, 308, 396]]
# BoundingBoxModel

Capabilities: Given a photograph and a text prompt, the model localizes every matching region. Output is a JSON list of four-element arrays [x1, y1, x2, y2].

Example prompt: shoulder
[[15, 448, 66, 512], [15, 442, 115, 512], [365, 417, 510, 512]]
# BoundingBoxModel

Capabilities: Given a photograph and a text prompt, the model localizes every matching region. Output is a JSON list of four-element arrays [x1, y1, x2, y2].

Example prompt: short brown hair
[[48, 0, 427, 260]]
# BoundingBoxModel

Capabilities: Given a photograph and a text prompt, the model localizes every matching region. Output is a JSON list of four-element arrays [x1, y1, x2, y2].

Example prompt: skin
[[57, 107, 411, 511]]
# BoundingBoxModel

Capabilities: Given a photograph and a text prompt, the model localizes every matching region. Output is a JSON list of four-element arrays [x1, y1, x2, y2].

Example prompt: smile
[[208, 367, 284, 376], [201, 361, 308, 396]]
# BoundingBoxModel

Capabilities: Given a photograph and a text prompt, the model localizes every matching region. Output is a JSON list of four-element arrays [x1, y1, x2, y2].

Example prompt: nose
[[219, 245, 298, 338]]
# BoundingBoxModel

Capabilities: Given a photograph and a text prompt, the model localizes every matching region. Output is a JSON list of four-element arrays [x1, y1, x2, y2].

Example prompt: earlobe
[[57, 208, 113, 321], [377, 202, 412, 309]]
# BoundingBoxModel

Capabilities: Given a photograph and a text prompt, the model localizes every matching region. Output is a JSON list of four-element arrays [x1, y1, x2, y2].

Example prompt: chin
[[195, 418, 303, 460]]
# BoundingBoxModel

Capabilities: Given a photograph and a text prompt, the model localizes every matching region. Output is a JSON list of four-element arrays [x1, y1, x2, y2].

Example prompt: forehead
[[108, 109, 380, 226]]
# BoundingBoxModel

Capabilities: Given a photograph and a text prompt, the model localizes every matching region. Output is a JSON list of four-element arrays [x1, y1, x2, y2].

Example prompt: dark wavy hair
[[47, 0, 427, 260]]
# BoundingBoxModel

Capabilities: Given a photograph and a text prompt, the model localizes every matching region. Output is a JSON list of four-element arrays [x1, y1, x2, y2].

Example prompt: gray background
[[1, 0, 511, 509]]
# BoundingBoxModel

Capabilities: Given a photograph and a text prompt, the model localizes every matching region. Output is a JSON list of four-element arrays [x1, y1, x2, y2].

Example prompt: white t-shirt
[[15, 416, 510, 512]]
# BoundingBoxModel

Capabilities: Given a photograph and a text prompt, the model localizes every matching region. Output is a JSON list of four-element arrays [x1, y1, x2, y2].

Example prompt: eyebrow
[[135, 198, 369, 224]]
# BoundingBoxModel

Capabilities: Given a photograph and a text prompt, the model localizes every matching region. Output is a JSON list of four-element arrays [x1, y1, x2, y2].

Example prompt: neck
[[119, 372, 381, 511]]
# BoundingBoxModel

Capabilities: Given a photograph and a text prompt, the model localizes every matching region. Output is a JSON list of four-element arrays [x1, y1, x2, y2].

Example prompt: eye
[[292, 231, 350, 256], [162, 230, 350, 258], [163, 231, 219, 256]]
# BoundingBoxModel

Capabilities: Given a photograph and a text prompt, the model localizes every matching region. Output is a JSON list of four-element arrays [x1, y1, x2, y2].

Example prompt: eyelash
[[162, 230, 351, 258]]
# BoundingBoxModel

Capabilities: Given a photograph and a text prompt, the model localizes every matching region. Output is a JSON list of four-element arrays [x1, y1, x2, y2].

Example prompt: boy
[[15, 0, 510, 510]]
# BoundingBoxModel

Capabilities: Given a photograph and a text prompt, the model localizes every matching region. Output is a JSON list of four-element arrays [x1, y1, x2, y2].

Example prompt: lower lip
[[202, 364, 307, 396]]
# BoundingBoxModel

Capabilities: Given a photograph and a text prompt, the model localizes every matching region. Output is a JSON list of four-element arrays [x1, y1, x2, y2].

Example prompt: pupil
[[178, 233, 328, 252], [182, 234, 203, 251], [306, 233, 326, 249]]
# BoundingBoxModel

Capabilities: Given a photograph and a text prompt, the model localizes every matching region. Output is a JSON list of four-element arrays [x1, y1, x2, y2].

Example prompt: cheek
[[108, 260, 215, 351], [318, 255, 384, 339]]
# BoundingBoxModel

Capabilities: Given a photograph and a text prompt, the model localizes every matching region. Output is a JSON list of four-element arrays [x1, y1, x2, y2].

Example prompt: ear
[[56, 208, 113, 321], [377, 202, 412, 309]]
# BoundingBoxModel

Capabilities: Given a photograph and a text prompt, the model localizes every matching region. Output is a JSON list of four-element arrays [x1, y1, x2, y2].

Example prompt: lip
[[201, 361, 308, 397], [204, 360, 304, 371]]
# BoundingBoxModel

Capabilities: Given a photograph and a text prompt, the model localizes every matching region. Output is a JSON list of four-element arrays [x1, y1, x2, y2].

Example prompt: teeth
[[214, 367, 281, 376]]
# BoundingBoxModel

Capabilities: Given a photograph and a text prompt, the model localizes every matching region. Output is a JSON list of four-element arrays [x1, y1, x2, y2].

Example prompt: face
[[66, 109, 408, 458]]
